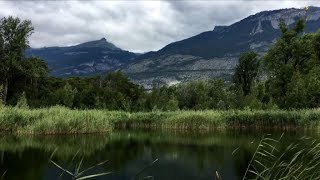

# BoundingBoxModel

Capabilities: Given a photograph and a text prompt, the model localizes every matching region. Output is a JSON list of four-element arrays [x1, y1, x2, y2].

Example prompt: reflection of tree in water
[[102, 131, 259, 179], [0, 148, 50, 180]]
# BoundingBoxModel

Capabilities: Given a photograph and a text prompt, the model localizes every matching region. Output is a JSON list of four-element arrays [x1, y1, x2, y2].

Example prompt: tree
[[233, 51, 259, 96], [0, 16, 34, 103], [263, 19, 318, 108], [21, 57, 49, 85], [176, 81, 206, 110], [54, 83, 77, 108]]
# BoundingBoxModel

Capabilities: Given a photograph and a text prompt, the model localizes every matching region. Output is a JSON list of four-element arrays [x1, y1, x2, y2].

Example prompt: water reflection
[[0, 131, 312, 180]]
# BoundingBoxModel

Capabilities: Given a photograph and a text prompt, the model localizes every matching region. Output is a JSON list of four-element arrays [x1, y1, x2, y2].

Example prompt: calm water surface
[[0, 130, 314, 180]]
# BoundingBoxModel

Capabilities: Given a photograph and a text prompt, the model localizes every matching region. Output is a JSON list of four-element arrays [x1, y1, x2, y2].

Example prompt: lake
[[0, 130, 314, 180]]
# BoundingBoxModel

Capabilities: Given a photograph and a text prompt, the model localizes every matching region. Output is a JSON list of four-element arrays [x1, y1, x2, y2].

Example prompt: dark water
[[0, 130, 313, 180]]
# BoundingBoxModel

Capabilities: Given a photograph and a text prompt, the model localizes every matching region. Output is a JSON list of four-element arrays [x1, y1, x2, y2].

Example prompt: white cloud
[[0, 0, 319, 52]]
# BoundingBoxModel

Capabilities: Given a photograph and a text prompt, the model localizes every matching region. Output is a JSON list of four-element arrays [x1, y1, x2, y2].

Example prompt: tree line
[[0, 16, 320, 111]]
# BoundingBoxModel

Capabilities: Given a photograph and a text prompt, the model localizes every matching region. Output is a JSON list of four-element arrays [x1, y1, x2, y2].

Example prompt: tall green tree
[[233, 51, 259, 96], [0, 16, 34, 103], [263, 19, 319, 108]]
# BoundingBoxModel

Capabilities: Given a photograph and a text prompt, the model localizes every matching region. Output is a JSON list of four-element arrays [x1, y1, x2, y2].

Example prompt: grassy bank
[[1, 106, 320, 134]]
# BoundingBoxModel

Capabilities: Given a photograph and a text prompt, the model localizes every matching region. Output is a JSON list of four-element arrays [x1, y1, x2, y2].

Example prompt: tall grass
[[1, 106, 320, 134], [0, 106, 118, 134], [243, 135, 320, 179], [225, 109, 320, 130], [112, 111, 226, 131]]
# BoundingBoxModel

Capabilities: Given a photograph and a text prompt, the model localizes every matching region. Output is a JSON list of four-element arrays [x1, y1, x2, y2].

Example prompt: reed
[[50, 150, 111, 180], [244, 135, 320, 179], [1, 106, 320, 134], [0, 106, 117, 134]]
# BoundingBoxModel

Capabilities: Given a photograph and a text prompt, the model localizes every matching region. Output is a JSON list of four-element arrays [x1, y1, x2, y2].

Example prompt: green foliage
[[263, 20, 320, 108], [166, 98, 179, 111], [174, 79, 229, 110], [0, 85, 4, 107], [0, 16, 34, 103], [15, 91, 28, 109], [54, 83, 77, 108], [314, 30, 320, 60], [233, 51, 259, 95], [285, 66, 320, 108]]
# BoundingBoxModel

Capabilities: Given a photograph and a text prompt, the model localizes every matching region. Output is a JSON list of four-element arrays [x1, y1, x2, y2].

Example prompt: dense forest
[[0, 16, 320, 111]]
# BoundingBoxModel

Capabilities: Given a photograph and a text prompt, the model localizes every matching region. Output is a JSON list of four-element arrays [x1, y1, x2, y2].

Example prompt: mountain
[[27, 7, 320, 88], [26, 38, 138, 76], [119, 6, 320, 88]]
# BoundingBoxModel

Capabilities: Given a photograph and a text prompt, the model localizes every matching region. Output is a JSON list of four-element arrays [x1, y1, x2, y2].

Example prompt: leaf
[[50, 160, 74, 177], [77, 160, 109, 177], [76, 172, 112, 180]]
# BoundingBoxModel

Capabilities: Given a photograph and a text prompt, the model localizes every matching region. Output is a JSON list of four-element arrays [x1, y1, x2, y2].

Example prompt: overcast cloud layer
[[0, 1, 319, 52]]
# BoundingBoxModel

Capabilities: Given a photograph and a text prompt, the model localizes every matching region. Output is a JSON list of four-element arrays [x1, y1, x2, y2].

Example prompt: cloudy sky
[[0, 1, 319, 52]]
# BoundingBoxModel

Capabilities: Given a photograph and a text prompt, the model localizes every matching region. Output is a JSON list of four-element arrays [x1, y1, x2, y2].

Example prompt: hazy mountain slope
[[26, 38, 138, 77]]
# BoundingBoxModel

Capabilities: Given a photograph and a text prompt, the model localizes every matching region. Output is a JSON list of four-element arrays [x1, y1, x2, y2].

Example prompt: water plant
[[0, 170, 6, 180], [50, 150, 111, 180], [50, 149, 158, 180]]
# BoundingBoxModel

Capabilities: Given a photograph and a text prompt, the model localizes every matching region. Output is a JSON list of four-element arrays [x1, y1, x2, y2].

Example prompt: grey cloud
[[0, 1, 320, 53]]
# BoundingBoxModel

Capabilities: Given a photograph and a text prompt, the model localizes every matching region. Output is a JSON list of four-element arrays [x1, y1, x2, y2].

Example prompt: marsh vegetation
[[2, 106, 320, 134]]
